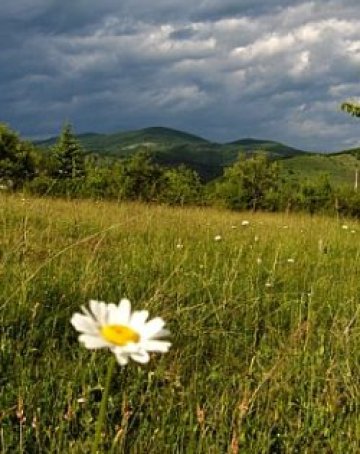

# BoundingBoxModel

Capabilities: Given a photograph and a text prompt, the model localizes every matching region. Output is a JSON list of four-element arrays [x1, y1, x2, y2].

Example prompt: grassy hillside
[[228, 138, 308, 158], [1, 194, 359, 452], [281, 153, 358, 187]]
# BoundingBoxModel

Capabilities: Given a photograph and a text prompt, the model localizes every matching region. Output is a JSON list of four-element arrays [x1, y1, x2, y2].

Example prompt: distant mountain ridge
[[36, 126, 358, 185], [37, 126, 309, 180]]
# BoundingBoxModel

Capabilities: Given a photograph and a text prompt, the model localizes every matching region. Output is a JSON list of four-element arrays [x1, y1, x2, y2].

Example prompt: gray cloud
[[1, 0, 360, 150]]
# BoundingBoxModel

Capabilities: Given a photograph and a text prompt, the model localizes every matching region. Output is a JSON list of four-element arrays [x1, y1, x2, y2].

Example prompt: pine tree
[[53, 123, 85, 179]]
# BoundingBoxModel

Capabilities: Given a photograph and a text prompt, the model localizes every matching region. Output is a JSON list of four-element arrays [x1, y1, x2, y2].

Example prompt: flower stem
[[92, 356, 116, 454]]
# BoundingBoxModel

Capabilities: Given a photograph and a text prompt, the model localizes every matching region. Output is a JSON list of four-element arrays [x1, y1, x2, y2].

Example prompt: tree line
[[1, 120, 360, 217]]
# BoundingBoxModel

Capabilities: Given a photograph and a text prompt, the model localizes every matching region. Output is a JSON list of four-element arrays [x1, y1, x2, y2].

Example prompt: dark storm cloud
[[1, 0, 360, 150]]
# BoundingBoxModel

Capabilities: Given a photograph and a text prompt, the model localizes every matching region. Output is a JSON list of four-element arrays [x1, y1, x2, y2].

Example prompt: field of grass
[[1, 194, 359, 453]]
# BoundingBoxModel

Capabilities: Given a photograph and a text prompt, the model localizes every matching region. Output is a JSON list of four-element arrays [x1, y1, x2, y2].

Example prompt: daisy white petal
[[142, 317, 165, 339], [81, 305, 96, 321], [89, 300, 108, 325], [142, 340, 172, 352], [116, 298, 132, 324], [130, 350, 150, 364], [112, 343, 139, 355], [107, 303, 121, 325], [129, 310, 149, 330], [114, 350, 130, 366], [151, 328, 171, 339], [78, 334, 112, 349], [71, 313, 99, 335]]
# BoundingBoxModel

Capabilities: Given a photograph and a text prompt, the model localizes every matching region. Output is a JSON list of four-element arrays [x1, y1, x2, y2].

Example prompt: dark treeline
[[1, 122, 360, 217]]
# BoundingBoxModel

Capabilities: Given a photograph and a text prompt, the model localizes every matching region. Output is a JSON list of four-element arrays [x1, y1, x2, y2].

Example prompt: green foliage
[[334, 186, 360, 217], [214, 152, 282, 210], [0, 123, 36, 188], [4, 121, 360, 218], [116, 150, 164, 201], [52, 123, 85, 179], [341, 101, 360, 118], [161, 165, 202, 205], [295, 174, 334, 214]]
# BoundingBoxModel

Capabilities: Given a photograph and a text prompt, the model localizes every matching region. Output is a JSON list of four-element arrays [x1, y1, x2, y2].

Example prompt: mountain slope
[[228, 138, 308, 157], [36, 126, 308, 180]]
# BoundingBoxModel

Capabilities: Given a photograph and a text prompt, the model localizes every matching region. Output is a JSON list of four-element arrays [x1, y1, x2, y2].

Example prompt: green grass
[[281, 153, 358, 188], [1, 194, 359, 453]]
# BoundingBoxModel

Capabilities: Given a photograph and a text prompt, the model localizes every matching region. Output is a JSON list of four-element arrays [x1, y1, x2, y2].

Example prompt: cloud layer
[[1, 0, 360, 150]]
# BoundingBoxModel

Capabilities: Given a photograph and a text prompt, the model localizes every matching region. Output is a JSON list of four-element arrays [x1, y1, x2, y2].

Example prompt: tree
[[161, 165, 202, 205], [214, 152, 281, 211], [0, 123, 36, 188], [296, 174, 333, 214], [117, 150, 164, 201], [52, 123, 85, 179]]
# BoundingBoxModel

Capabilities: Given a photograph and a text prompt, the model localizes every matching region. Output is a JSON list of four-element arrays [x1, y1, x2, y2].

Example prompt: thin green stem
[[92, 356, 116, 454]]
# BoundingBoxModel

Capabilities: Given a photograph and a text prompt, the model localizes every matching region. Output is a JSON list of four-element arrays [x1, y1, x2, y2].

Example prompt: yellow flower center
[[101, 325, 140, 346]]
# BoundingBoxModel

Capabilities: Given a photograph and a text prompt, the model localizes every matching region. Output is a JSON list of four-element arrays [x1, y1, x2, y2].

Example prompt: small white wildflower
[[214, 235, 222, 241], [287, 258, 295, 264], [241, 220, 250, 226], [351, 230, 356, 234], [71, 299, 171, 366], [342, 225, 349, 230], [176, 243, 184, 249], [265, 281, 273, 288], [256, 257, 262, 265], [77, 397, 87, 404], [254, 235, 259, 242]]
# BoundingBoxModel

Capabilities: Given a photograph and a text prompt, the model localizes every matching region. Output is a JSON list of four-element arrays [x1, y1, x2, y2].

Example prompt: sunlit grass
[[1, 193, 359, 452]]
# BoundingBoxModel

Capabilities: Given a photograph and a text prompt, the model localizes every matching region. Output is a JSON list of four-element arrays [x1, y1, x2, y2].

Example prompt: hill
[[227, 138, 308, 158], [36, 127, 308, 180], [36, 126, 360, 186], [280, 151, 359, 188]]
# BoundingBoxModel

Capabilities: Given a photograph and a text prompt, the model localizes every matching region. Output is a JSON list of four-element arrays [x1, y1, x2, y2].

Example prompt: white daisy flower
[[214, 235, 222, 241], [71, 299, 171, 366]]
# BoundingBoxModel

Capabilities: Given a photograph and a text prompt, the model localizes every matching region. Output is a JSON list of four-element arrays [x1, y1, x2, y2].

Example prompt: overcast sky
[[1, 0, 360, 151]]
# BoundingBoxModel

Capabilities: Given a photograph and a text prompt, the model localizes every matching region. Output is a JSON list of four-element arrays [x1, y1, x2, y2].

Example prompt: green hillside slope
[[228, 138, 308, 157], [36, 126, 360, 186], [36, 127, 308, 180], [281, 153, 358, 188]]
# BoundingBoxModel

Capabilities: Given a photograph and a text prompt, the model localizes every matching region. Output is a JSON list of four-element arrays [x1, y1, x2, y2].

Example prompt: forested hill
[[36, 126, 309, 180]]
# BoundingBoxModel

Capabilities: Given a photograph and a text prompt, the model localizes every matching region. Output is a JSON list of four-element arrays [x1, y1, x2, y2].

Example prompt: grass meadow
[[1, 194, 359, 453]]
